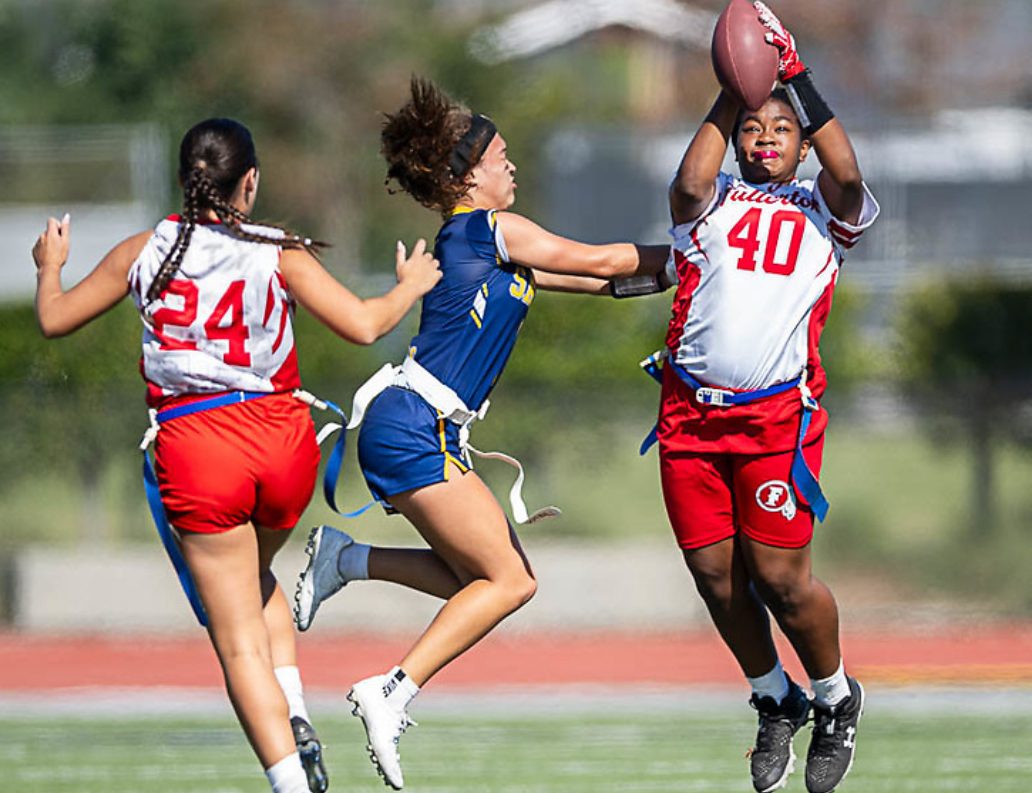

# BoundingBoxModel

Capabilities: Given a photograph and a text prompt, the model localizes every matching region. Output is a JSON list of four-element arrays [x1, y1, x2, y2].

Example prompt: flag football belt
[[338, 357, 560, 525], [137, 388, 356, 627], [638, 349, 829, 523]]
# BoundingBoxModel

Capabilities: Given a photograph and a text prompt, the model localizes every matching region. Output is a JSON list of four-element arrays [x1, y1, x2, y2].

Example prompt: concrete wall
[[9, 538, 708, 634]]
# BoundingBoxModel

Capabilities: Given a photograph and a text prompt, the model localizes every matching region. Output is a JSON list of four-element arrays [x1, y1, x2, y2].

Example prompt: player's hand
[[32, 213, 71, 273], [395, 238, 441, 296], [754, 1, 806, 81]]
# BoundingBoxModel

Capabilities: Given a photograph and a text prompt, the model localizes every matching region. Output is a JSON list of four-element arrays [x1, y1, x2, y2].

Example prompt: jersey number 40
[[727, 207, 805, 276]]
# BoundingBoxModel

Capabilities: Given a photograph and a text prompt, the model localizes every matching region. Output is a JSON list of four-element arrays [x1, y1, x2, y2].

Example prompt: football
[[710, 0, 779, 111]]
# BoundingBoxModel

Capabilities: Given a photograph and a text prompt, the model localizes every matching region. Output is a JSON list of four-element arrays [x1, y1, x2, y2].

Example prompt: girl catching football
[[655, 4, 878, 792]]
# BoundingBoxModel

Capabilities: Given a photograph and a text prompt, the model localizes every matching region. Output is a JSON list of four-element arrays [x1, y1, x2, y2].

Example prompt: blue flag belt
[[138, 388, 373, 627], [638, 350, 828, 522]]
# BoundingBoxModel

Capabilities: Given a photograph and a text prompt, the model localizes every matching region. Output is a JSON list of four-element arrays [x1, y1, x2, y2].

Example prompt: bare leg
[[258, 528, 299, 670], [682, 537, 779, 678], [367, 546, 465, 600], [180, 522, 296, 768], [740, 536, 841, 678], [386, 471, 537, 686]]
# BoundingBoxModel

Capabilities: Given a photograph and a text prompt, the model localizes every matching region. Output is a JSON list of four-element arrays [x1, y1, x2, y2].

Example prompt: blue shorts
[[357, 386, 470, 503]]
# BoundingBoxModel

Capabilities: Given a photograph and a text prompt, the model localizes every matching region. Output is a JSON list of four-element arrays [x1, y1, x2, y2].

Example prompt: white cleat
[[294, 525, 354, 631], [348, 675, 416, 790]]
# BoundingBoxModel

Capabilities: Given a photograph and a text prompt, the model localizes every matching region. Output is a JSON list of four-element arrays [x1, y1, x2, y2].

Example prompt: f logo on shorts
[[756, 480, 797, 521]]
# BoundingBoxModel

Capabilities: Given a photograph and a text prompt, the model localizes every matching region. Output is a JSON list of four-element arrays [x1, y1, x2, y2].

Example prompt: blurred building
[[540, 107, 1032, 294], [468, 0, 715, 125]]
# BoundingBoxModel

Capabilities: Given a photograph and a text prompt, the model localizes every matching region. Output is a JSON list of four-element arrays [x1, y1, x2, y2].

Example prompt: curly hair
[[381, 77, 483, 216], [146, 118, 325, 304]]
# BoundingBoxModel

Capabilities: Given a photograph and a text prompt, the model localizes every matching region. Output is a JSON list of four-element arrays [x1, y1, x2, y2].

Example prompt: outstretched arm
[[33, 215, 142, 338], [531, 270, 610, 295], [756, 0, 865, 224], [533, 242, 672, 296], [496, 211, 668, 290], [279, 239, 441, 345]]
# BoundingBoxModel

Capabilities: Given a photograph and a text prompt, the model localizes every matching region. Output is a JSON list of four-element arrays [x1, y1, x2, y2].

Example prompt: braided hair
[[146, 118, 326, 303], [381, 77, 488, 217]]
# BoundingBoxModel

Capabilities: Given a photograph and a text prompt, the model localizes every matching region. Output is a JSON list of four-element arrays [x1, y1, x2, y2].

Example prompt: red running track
[[2, 626, 1031, 691]]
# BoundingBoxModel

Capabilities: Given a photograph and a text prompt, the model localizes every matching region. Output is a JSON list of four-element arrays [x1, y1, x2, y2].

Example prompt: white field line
[[1, 684, 1031, 718]]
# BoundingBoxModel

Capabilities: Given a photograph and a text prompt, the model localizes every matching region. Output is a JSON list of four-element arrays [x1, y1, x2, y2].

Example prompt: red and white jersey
[[656, 172, 878, 456], [666, 172, 879, 394], [128, 216, 301, 407]]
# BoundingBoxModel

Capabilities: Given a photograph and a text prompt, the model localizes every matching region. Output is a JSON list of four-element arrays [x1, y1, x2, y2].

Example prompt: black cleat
[[805, 676, 865, 793], [749, 679, 812, 792], [292, 716, 329, 793]]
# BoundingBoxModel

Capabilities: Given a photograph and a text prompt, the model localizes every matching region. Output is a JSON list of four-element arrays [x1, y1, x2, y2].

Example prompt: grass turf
[[4, 699, 1032, 792]]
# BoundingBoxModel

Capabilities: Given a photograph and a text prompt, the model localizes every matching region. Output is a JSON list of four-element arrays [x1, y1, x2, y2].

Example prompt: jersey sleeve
[[668, 172, 732, 245], [488, 210, 510, 264], [812, 177, 880, 256]]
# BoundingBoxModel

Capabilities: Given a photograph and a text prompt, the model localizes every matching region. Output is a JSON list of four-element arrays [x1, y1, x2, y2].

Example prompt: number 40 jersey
[[128, 216, 301, 408], [666, 172, 879, 397]]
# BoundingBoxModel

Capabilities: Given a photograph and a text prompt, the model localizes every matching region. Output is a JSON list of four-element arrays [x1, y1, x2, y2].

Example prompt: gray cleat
[[294, 525, 355, 631]]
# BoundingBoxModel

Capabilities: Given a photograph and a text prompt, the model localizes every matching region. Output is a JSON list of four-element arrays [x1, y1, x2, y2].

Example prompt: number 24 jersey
[[128, 216, 301, 408]]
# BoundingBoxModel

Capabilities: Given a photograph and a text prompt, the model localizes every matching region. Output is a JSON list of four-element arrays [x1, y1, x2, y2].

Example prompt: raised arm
[[496, 211, 668, 288], [278, 239, 441, 345], [33, 215, 143, 338], [810, 121, 865, 224], [756, 0, 864, 224], [669, 91, 739, 226]]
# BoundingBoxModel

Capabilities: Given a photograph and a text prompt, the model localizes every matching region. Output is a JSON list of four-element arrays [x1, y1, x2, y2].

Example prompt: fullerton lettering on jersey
[[726, 185, 816, 210]]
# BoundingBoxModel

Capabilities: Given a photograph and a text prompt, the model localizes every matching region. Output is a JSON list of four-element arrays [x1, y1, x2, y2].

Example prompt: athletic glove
[[753, 1, 806, 82]]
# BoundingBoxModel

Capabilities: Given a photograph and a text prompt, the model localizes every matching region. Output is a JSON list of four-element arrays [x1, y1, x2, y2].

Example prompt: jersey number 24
[[150, 279, 266, 367]]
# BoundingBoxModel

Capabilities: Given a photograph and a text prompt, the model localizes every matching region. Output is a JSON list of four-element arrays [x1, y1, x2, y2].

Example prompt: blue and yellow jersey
[[407, 207, 535, 411]]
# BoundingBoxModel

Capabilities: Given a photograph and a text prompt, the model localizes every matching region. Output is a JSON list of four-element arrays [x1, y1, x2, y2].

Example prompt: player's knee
[[497, 570, 537, 613], [753, 570, 809, 615], [510, 572, 538, 609], [687, 564, 735, 610], [212, 633, 273, 667]]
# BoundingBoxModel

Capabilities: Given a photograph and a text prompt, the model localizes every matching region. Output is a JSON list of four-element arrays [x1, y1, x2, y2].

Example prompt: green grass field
[[5, 693, 1032, 792]]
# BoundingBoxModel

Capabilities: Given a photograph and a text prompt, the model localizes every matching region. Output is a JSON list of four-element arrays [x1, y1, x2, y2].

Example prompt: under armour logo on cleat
[[843, 726, 856, 749]]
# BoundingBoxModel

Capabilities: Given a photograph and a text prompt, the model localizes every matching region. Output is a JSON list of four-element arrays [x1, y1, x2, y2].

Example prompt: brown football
[[711, 0, 779, 111]]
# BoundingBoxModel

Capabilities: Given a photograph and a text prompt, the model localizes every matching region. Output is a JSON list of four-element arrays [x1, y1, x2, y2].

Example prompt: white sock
[[382, 665, 419, 711], [747, 660, 790, 703], [338, 541, 371, 582], [274, 665, 312, 724], [811, 660, 850, 708], [265, 752, 309, 793]]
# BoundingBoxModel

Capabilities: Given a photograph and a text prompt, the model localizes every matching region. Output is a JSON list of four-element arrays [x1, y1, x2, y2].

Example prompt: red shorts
[[154, 392, 319, 534], [660, 436, 825, 550]]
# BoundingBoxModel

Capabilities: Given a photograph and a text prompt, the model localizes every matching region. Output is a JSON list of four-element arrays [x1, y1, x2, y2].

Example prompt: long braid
[[146, 168, 327, 307], [146, 169, 203, 303], [194, 176, 328, 254], [145, 118, 328, 308]]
